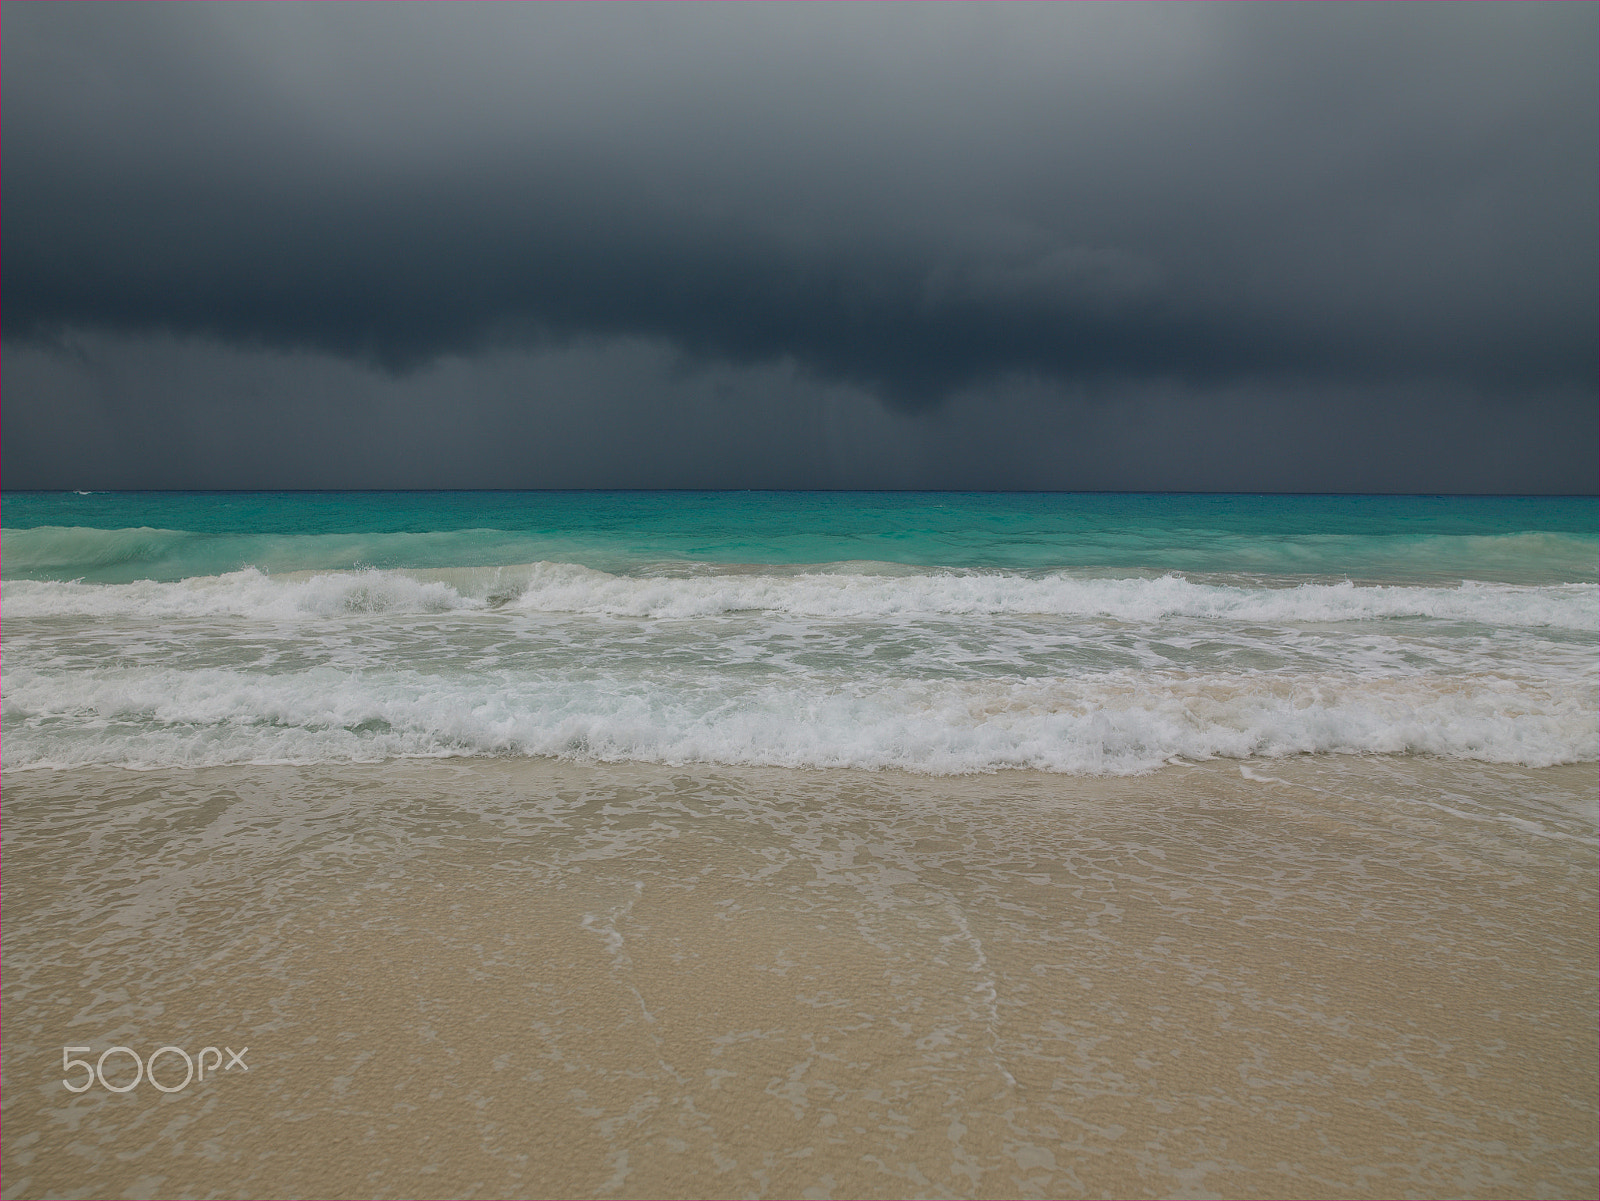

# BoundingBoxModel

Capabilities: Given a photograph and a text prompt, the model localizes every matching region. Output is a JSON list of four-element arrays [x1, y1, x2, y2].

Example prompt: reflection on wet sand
[[3, 756, 1595, 1198]]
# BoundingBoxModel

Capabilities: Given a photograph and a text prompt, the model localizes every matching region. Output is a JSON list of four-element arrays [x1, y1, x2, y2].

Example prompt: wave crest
[[4, 665, 1593, 773], [4, 563, 1595, 629]]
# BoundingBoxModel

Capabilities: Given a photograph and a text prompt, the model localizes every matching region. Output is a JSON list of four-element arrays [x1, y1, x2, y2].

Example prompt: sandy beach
[[3, 755, 1594, 1198]]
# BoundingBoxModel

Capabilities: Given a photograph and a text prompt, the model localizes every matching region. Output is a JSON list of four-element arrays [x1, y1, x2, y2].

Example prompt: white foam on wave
[[5, 662, 1594, 773], [4, 563, 1595, 629], [2, 567, 476, 619], [496, 565, 1598, 628]]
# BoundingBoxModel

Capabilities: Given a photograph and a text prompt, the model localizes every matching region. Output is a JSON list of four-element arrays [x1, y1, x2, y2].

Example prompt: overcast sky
[[4, 1, 1595, 492]]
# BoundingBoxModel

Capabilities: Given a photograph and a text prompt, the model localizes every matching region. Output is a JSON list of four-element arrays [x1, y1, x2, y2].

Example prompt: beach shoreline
[[3, 754, 1595, 1198]]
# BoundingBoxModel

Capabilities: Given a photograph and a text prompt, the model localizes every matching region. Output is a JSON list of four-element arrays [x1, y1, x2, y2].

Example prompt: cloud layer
[[4, 3, 1595, 489]]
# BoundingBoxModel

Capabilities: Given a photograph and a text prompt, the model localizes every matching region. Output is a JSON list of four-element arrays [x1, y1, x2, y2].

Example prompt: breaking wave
[[5, 563, 1596, 629], [4, 663, 1594, 773]]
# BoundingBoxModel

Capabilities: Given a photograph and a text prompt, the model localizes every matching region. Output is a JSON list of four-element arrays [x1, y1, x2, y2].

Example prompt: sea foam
[[4, 660, 1593, 773], [4, 564, 1595, 629], [7, 525, 1595, 774]]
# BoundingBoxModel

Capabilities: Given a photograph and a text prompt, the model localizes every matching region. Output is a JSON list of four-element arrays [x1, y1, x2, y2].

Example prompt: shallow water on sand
[[3, 756, 1594, 1198]]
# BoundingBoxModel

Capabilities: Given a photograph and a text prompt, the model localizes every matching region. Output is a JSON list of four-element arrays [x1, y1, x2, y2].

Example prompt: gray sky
[[4, 1, 1595, 491]]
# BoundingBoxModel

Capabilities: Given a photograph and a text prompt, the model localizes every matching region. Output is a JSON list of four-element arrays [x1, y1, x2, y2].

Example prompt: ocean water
[[5, 492, 1598, 1197], [3, 491, 1596, 774]]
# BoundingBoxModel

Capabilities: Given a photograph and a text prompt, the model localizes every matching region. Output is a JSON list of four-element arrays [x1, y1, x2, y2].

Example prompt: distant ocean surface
[[3, 491, 1596, 773]]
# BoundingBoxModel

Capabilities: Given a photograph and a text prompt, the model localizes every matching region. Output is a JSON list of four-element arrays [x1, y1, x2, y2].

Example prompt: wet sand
[[2, 756, 1595, 1198]]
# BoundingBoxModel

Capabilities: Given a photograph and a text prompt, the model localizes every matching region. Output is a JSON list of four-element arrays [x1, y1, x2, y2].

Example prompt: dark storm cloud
[[5, 1, 1596, 412], [8, 331, 1593, 493]]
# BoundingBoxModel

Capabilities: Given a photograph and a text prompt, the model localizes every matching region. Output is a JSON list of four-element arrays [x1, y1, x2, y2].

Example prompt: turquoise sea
[[3, 491, 1596, 773]]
